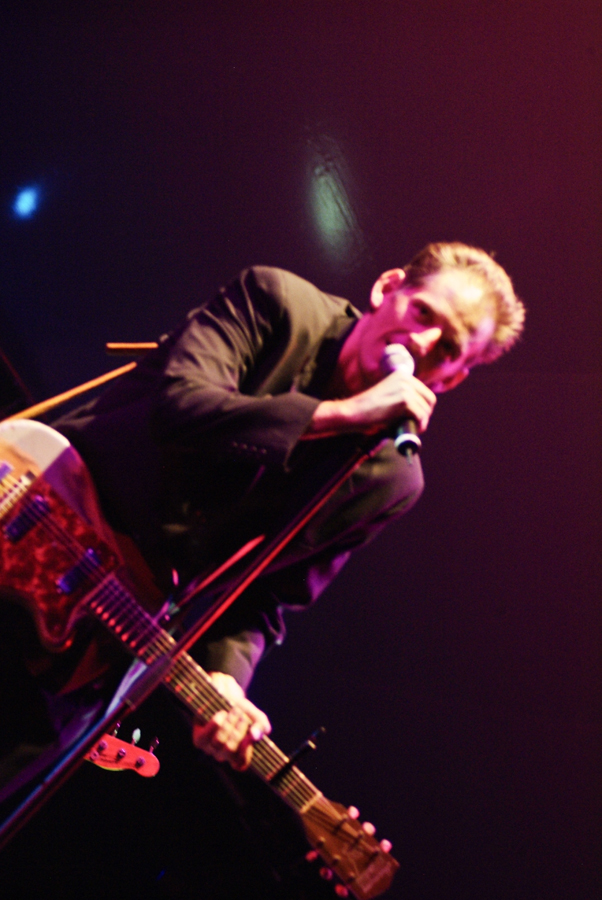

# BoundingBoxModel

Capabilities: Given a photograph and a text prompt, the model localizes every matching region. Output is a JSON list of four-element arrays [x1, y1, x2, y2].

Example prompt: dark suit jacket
[[55, 266, 424, 688]]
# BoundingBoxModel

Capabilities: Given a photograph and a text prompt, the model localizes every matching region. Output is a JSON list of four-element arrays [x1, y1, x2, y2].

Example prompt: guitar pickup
[[57, 548, 102, 594], [4, 494, 50, 542]]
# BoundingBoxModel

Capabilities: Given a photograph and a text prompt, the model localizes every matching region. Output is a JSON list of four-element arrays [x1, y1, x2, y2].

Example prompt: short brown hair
[[404, 242, 525, 363]]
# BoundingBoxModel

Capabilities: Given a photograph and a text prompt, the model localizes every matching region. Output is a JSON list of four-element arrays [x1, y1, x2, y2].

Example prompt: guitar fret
[[87, 575, 159, 656], [250, 741, 320, 812], [297, 790, 324, 817], [85, 577, 231, 722], [165, 656, 223, 718], [70, 569, 324, 816]]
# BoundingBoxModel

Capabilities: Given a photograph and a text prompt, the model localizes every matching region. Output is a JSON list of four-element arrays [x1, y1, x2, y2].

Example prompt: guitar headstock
[[302, 799, 398, 900], [85, 733, 160, 777]]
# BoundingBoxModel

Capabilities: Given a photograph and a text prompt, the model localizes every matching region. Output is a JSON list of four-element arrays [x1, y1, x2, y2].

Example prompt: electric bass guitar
[[0, 419, 398, 900]]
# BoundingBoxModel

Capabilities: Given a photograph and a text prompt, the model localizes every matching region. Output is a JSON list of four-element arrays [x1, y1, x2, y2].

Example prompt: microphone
[[381, 343, 422, 457]]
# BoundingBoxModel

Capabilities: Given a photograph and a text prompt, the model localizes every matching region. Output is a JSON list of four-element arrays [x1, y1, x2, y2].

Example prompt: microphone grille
[[381, 343, 414, 376]]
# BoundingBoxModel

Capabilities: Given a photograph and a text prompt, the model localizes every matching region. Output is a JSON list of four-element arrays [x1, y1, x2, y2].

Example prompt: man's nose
[[408, 327, 442, 357]]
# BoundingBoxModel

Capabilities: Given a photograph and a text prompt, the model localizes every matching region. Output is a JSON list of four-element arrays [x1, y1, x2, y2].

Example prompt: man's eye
[[415, 303, 431, 319]]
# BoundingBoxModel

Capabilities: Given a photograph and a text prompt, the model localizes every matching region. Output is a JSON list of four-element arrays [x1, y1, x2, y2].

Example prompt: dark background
[[1, 2, 600, 898]]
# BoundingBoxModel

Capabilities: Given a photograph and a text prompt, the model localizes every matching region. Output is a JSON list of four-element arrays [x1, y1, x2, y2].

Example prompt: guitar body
[[0, 420, 163, 653], [0, 420, 398, 899], [0, 453, 118, 652]]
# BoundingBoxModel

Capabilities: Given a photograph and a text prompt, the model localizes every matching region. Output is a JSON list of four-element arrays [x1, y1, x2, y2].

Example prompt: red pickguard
[[0, 476, 121, 652]]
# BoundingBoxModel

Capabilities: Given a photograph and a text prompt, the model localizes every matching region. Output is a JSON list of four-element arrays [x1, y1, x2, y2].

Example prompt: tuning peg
[[319, 867, 333, 881], [347, 806, 360, 820], [305, 850, 319, 862], [335, 886, 349, 897], [112, 721, 121, 736], [380, 839, 392, 853], [131, 728, 141, 746], [149, 736, 160, 753], [362, 821, 376, 836]]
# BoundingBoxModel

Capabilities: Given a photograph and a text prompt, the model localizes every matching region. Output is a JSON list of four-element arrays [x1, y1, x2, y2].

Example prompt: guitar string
[[4, 500, 386, 864], [6, 494, 387, 833], [40, 526, 305, 790], [34, 526, 392, 838], [90, 576, 328, 809], [10, 508, 389, 840], [18, 506, 320, 807], [94, 576, 324, 808], [17, 513, 293, 791], [5, 491, 253, 745]]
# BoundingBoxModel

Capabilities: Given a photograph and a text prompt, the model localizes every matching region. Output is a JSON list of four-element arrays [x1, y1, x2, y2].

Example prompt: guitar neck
[[85, 576, 398, 899], [85, 574, 321, 815]]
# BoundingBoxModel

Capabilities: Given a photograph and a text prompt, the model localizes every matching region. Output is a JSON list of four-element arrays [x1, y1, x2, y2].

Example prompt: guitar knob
[[305, 850, 319, 862], [335, 886, 349, 898], [319, 867, 333, 881]]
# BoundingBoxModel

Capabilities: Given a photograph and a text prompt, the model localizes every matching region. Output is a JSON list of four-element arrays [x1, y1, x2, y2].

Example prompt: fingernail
[[250, 725, 264, 741]]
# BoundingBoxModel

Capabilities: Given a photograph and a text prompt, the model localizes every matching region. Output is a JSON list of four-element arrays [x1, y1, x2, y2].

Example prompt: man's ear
[[431, 367, 470, 394], [370, 268, 406, 309]]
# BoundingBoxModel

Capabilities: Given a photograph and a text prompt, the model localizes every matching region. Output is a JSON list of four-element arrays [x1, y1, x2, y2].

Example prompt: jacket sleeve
[[192, 439, 425, 689], [151, 267, 322, 469]]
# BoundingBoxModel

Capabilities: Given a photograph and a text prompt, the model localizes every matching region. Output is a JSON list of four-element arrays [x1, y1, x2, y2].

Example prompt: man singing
[[46, 240, 524, 772]]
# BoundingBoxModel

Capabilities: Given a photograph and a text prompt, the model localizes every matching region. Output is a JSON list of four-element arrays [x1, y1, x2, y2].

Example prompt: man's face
[[349, 268, 496, 394]]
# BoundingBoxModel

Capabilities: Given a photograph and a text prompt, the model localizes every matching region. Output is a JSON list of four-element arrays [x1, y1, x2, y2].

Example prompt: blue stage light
[[13, 186, 39, 218]]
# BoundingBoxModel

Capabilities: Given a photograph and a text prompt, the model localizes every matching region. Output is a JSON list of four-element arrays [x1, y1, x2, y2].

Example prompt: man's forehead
[[419, 269, 492, 334]]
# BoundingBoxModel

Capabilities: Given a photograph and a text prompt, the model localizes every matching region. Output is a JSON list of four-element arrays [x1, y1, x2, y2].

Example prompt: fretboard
[[84, 573, 323, 815]]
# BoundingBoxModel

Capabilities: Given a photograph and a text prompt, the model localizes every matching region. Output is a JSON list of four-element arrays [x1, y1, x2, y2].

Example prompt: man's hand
[[306, 370, 437, 438], [192, 671, 271, 771]]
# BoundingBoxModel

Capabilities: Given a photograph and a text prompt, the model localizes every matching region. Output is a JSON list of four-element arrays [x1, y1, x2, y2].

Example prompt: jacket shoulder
[[240, 265, 360, 324]]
